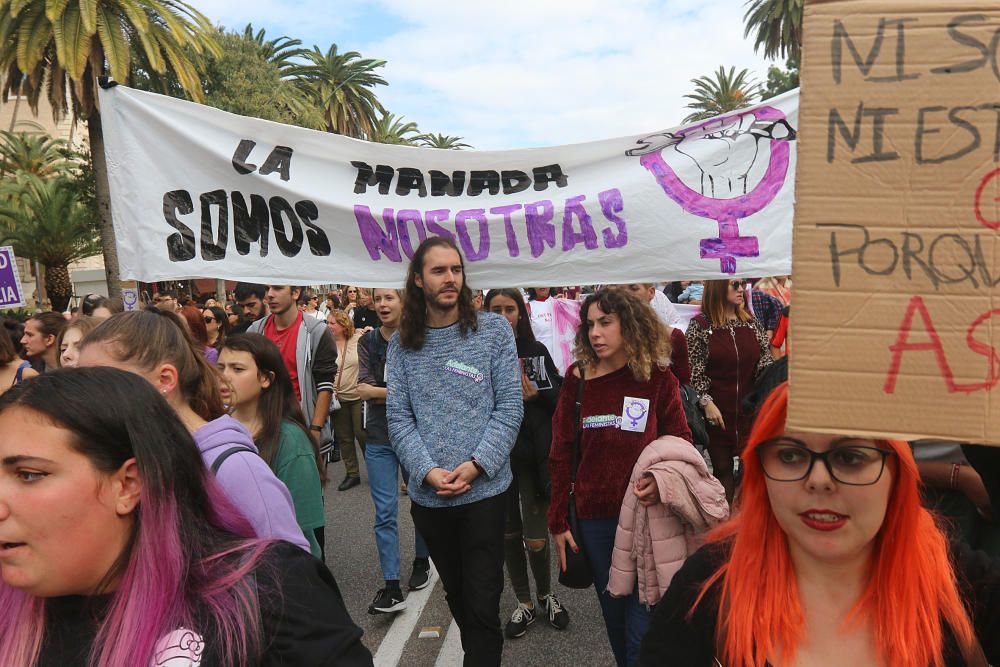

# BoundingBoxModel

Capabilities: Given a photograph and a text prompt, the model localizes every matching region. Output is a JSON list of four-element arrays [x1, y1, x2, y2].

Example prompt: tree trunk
[[216, 278, 226, 303], [7, 81, 22, 132], [45, 264, 72, 313], [87, 111, 122, 299]]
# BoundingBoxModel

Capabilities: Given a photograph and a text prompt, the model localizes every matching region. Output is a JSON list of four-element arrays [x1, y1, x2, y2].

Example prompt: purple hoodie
[[193, 415, 311, 552]]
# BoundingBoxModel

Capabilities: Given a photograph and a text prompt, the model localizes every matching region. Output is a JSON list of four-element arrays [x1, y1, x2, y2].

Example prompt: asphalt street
[[322, 453, 619, 666]]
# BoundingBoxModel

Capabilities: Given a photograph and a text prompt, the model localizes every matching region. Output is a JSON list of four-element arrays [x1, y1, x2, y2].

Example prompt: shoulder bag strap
[[334, 339, 347, 392], [210, 445, 256, 475], [570, 362, 585, 486]]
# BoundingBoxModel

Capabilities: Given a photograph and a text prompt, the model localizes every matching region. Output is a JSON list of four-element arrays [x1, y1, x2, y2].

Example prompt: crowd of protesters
[[3, 244, 1000, 667]]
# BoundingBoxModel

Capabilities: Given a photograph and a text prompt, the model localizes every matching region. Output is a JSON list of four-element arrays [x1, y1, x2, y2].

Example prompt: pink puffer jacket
[[607, 436, 729, 605]]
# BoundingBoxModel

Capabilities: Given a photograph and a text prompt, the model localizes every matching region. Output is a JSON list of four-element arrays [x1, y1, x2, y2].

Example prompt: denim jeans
[[364, 441, 428, 580], [578, 517, 652, 667]]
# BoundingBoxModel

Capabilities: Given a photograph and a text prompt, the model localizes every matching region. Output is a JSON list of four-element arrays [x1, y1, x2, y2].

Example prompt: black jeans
[[410, 492, 507, 667]]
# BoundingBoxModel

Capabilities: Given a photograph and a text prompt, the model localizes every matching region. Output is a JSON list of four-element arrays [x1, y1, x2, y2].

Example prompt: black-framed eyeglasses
[[729, 280, 747, 290], [757, 438, 895, 486]]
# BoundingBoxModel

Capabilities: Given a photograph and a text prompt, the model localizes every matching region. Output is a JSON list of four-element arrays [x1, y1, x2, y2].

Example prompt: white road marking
[[433, 620, 463, 667], [372, 561, 440, 667]]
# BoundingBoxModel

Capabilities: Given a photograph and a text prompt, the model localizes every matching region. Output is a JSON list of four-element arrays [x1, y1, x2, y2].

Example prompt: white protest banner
[[0, 246, 26, 309], [99, 85, 798, 287]]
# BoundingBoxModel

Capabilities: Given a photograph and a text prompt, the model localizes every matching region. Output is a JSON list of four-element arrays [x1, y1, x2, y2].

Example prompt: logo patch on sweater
[[621, 397, 650, 432], [583, 414, 622, 429], [152, 627, 204, 666], [445, 359, 484, 383]]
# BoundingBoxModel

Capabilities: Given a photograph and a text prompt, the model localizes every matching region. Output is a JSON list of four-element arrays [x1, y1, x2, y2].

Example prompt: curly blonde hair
[[327, 309, 355, 339], [573, 288, 672, 382]]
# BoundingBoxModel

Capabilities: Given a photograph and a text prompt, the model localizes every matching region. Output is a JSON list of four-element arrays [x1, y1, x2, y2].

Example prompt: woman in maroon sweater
[[548, 288, 691, 667]]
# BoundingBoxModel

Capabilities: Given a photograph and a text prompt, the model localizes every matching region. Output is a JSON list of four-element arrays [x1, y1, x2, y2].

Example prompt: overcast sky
[[194, 0, 775, 149]]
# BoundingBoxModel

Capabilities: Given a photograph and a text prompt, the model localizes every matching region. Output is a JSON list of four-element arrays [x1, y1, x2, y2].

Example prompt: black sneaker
[[368, 587, 406, 614], [504, 603, 536, 638], [408, 559, 431, 591], [539, 593, 569, 630]]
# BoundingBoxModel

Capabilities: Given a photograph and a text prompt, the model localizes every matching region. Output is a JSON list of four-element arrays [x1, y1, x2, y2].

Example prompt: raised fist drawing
[[627, 112, 796, 198]]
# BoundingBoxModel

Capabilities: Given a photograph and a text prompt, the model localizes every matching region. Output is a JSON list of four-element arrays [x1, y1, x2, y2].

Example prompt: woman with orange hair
[[640, 382, 1000, 667]]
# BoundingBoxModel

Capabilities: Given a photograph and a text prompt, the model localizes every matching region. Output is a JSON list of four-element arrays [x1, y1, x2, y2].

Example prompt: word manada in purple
[[355, 188, 628, 262]]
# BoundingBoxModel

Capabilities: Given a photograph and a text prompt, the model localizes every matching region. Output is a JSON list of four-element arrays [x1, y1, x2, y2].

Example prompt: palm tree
[[368, 112, 420, 145], [0, 131, 73, 177], [292, 45, 387, 138], [683, 66, 763, 123], [241, 24, 308, 75], [743, 0, 803, 61], [0, 0, 220, 298], [419, 133, 471, 150], [0, 175, 101, 312]]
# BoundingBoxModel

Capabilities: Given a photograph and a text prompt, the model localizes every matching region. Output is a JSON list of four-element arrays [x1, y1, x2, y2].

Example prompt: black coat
[[513, 338, 562, 496]]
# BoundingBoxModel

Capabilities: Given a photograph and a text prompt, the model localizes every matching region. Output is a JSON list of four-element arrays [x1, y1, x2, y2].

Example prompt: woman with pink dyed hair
[[0, 368, 373, 666]]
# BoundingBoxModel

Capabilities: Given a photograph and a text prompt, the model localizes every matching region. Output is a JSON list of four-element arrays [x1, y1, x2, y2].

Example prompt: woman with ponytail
[[76, 310, 312, 553], [640, 383, 1000, 667], [0, 368, 372, 666]]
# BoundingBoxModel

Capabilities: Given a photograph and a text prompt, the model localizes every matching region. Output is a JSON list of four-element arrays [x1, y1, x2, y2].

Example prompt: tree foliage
[[0, 174, 101, 311], [0, 0, 220, 120], [368, 112, 421, 145], [419, 133, 471, 150], [291, 44, 388, 138], [202, 29, 322, 128], [0, 0, 222, 298], [743, 0, 803, 61], [0, 131, 73, 177], [683, 66, 762, 123], [762, 53, 799, 100]]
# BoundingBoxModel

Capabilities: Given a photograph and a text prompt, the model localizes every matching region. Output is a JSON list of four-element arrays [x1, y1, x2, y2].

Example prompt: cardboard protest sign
[[98, 85, 798, 287], [0, 247, 26, 309], [788, 1, 1000, 444]]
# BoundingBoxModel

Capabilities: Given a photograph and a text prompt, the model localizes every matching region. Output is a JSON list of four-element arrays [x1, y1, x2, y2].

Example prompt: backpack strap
[[14, 361, 30, 385], [210, 445, 256, 475]]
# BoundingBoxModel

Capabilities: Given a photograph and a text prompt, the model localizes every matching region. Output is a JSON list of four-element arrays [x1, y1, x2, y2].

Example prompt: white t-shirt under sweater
[[652, 290, 682, 328]]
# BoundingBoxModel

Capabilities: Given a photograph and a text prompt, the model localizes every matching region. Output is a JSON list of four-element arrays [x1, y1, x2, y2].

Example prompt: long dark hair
[[484, 288, 536, 343], [399, 236, 478, 350], [80, 310, 225, 422], [0, 368, 271, 667], [221, 334, 326, 484]]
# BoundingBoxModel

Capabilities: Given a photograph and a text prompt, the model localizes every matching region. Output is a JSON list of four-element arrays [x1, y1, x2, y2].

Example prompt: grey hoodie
[[194, 415, 311, 552]]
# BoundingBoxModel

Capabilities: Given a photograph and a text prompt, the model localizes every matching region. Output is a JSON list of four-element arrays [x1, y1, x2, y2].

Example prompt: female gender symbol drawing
[[626, 107, 796, 274]]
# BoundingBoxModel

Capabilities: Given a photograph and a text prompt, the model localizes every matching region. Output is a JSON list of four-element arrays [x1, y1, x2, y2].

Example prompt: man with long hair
[[388, 237, 523, 666]]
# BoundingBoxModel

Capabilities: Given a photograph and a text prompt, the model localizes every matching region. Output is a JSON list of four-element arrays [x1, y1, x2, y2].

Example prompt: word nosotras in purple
[[354, 188, 628, 262]]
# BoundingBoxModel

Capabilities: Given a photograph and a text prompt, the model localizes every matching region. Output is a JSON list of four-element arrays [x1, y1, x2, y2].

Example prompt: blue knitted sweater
[[387, 312, 523, 508]]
